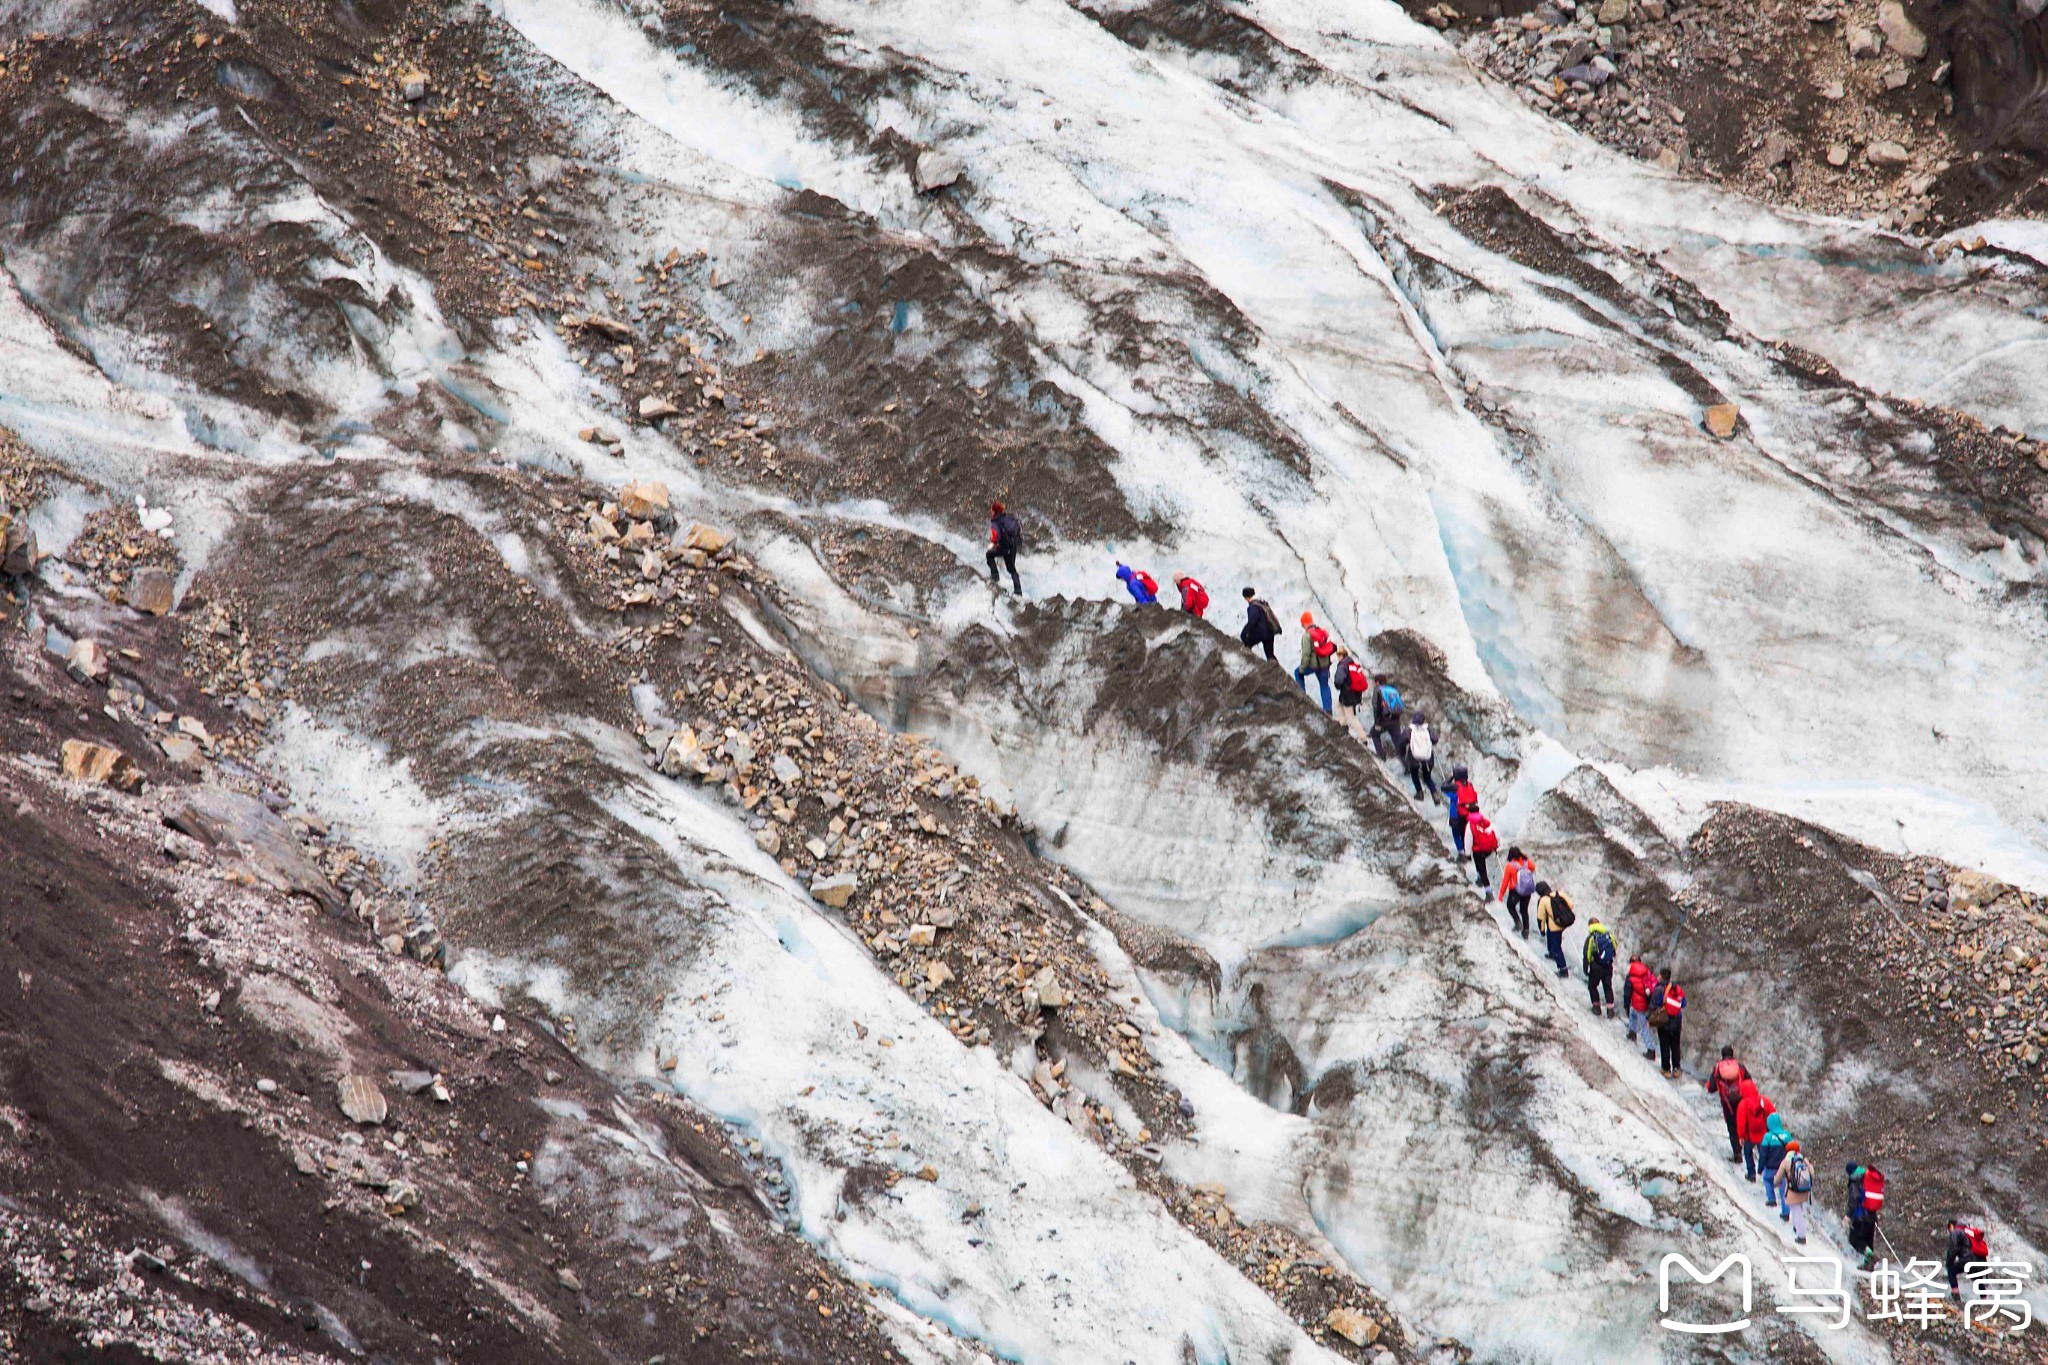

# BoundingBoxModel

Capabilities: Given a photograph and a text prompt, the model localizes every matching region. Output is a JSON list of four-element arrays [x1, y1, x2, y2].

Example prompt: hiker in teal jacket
[[1759, 1113, 1793, 1217]]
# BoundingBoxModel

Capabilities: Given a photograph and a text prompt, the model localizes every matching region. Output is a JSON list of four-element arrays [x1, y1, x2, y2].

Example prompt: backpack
[[1379, 684, 1402, 712], [1516, 867, 1535, 896], [1963, 1225, 1989, 1258], [1257, 601, 1282, 636], [993, 513, 1022, 553], [1408, 724, 1433, 761], [1343, 660, 1369, 693], [1136, 571, 1158, 596], [1861, 1168, 1884, 1213], [1788, 1157, 1813, 1194], [1310, 626, 1335, 659], [1550, 894, 1575, 930], [1589, 926, 1613, 964]]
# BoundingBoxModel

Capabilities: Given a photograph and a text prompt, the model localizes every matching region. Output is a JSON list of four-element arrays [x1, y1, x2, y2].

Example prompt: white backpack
[[1409, 724, 1434, 762]]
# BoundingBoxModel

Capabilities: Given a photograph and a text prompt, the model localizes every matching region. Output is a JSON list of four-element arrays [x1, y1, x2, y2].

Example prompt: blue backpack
[[1590, 929, 1615, 965], [1379, 684, 1402, 711]]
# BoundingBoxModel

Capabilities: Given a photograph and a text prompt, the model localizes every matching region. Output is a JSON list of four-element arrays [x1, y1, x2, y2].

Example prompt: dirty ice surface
[[496, 0, 2048, 894]]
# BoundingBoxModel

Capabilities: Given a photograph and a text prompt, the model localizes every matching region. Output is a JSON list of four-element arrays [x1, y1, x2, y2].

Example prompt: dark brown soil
[[0, 617, 903, 1363]]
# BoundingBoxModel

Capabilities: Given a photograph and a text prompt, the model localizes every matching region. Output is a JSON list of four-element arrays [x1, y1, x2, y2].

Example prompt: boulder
[[1595, 0, 1629, 21], [810, 872, 859, 908], [65, 638, 110, 685], [126, 566, 176, 616], [1866, 140, 1911, 166], [1847, 24, 1883, 57], [159, 733, 206, 772], [914, 149, 964, 193], [618, 480, 670, 520], [1876, 0, 1926, 58], [638, 395, 680, 420], [336, 1074, 388, 1125], [1, 510, 38, 577], [681, 523, 732, 555], [162, 786, 344, 914], [60, 739, 141, 791], [660, 727, 712, 778], [398, 69, 429, 101], [1703, 403, 1741, 438], [1949, 869, 2006, 912], [565, 313, 635, 342], [1326, 1306, 1382, 1347]]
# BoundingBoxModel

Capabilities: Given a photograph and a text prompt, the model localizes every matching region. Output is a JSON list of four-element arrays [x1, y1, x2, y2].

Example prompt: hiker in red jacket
[[1653, 975, 1684, 1076], [1464, 803, 1498, 889], [1705, 1047, 1752, 1164], [1497, 847, 1536, 939], [1175, 575, 1209, 618], [1947, 1220, 1990, 1298], [1625, 957, 1660, 1059], [1736, 1080, 1771, 1183]]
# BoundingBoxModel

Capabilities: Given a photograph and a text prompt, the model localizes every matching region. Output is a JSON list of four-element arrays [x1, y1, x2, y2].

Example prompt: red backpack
[[1861, 1168, 1884, 1213], [1136, 571, 1158, 595], [1963, 1225, 1989, 1257], [1310, 626, 1335, 659], [1343, 660, 1369, 693]]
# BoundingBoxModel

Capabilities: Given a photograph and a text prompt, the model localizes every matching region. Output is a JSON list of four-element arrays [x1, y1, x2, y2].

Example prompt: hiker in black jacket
[[1239, 587, 1280, 661], [985, 502, 1022, 594]]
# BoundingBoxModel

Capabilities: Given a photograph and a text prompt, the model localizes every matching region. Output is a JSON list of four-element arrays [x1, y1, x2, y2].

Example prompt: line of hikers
[[993, 517, 2006, 1302]]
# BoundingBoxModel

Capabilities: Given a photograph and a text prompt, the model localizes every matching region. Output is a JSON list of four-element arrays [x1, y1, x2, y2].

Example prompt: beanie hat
[[991, 501, 1005, 515], [1300, 611, 1314, 626]]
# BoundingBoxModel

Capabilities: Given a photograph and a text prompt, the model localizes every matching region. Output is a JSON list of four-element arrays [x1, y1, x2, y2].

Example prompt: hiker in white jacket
[[1404, 712, 1437, 802]]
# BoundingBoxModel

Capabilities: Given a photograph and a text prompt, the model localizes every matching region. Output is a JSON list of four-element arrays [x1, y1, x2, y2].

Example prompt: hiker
[[1116, 562, 1159, 605], [1442, 765, 1476, 852], [1758, 1113, 1792, 1213], [1625, 956, 1660, 1058], [1844, 1164, 1884, 1269], [1582, 918, 1616, 1016], [1736, 1080, 1770, 1182], [1946, 1220, 1990, 1299], [1465, 803, 1498, 889], [1498, 847, 1536, 938], [1368, 676, 1405, 758], [1295, 613, 1335, 713], [1334, 649, 1371, 740], [1239, 588, 1280, 661], [1535, 881, 1573, 976], [1705, 1046, 1752, 1164], [986, 502, 1023, 594], [1405, 710, 1438, 803], [1175, 575, 1210, 618], [1774, 1141, 1814, 1244], [1652, 973, 1684, 1076]]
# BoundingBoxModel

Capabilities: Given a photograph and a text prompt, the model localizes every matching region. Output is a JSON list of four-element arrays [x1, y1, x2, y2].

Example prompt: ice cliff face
[[4, 0, 2047, 1357]]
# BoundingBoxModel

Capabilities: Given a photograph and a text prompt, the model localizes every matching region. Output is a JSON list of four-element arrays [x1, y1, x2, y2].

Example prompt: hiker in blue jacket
[[1115, 562, 1158, 605], [1441, 765, 1476, 852]]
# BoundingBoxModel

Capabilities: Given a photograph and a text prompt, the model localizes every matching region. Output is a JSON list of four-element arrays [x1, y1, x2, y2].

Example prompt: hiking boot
[[1746, 1174, 1756, 1183], [1796, 1237, 1807, 1245]]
